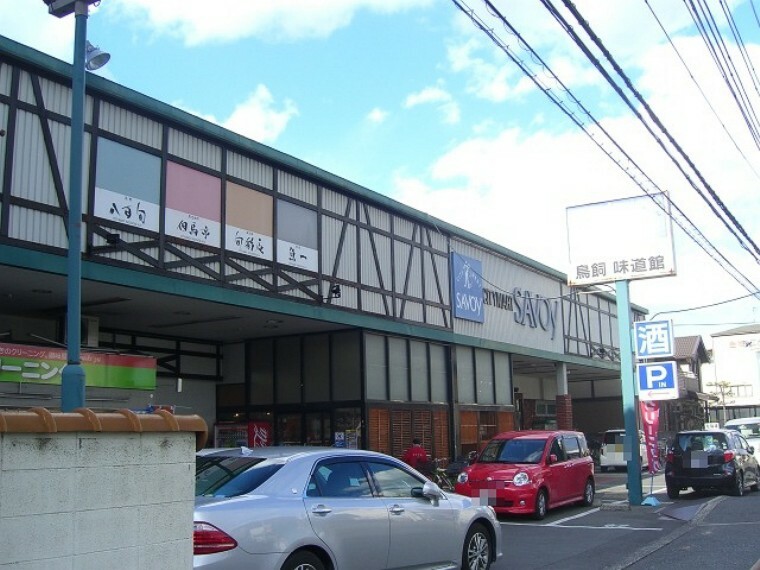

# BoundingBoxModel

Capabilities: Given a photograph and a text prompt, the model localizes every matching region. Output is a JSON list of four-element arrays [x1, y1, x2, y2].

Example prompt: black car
[[664, 429, 760, 498]]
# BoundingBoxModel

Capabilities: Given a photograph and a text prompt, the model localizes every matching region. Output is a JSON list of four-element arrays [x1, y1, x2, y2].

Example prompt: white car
[[723, 417, 760, 461], [599, 429, 648, 471], [194, 446, 502, 569]]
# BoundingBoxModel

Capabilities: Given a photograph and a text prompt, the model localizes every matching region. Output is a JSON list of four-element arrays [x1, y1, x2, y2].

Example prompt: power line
[[644, 0, 760, 183], [449, 0, 760, 298], [554, 0, 760, 263]]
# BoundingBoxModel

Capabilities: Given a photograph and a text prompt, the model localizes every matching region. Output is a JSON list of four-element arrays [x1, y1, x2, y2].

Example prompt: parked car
[[664, 429, 760, 498], [723, 417, 760, 461], [454, 430, 595, 520], [194, 446, 502, 569], [599, 429, 648, 471]]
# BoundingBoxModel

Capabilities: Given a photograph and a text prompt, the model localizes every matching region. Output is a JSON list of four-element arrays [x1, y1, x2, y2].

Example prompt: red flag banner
[[639, 400, 661, 473]]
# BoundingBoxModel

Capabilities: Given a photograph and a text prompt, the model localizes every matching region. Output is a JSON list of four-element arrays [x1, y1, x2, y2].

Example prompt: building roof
[[711, 324, 760, 337], [674, 335, 709, 363]]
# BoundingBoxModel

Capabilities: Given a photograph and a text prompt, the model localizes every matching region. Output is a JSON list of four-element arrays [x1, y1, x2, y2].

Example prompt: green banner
[[0, 343, 156, 390]]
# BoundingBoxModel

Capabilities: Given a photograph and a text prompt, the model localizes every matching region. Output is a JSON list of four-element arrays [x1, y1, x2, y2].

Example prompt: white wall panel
[[362, 204, 391, 232], [99, 102, 162, 149], [226, 151, 273, 189], [322, 216, 357, 282], [16, 70, 36, 105], [277, 171, 317, 205], [360, 228, 381, 288], [12, 110, 56, 204], [0, 62, 10, 96], [424, 253, 449, 304], [322, 188, 351, 216], [393, 217, 414, 240], [361, 290, 387, 316], [168, 128, 221, 171], [0, 103, 7, 199], [452, 239, 564, 353], [8, 207, 66, 248]]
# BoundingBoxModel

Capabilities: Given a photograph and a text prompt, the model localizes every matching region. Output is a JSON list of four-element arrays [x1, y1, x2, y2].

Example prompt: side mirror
[[422, 480, 443, 499], [548, 453, 558, 464], [749, 446, 755, 455], [467, 450, 478, 463]]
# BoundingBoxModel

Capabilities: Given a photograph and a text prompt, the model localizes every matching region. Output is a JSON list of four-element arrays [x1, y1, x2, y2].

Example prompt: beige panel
[[226, 182, 272, 233]]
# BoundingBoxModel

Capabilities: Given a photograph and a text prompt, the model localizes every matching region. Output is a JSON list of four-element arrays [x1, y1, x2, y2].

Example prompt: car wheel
[[281, 550, 325, 570], [461, 523, 492, 570], [580, 478, 595, 506], [732, 472, 745, 497], [533, 489, 548, 520], [666, 484, 680, 499]]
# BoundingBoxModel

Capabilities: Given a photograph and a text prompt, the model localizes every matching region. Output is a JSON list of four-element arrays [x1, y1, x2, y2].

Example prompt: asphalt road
[[490, 469, 760, 570]]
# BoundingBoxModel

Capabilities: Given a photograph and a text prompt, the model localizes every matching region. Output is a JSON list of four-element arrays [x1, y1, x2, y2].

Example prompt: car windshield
[[726, 422, 760, 438], [675, 433, 728, 453], [196, 455, 283, 497], [478, 438, 546, 464]]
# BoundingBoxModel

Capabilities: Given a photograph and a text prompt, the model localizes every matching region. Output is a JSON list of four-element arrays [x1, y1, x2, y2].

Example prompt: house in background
[[656, 335, 714, 435], [703, 324, 760, 424]]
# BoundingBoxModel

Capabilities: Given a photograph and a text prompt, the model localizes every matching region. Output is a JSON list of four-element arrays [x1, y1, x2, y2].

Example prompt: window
[[550, 438, 567, 462], [310, 461, 372, 498], [564, 436, 581, 459], [367, 462, 423, 498]]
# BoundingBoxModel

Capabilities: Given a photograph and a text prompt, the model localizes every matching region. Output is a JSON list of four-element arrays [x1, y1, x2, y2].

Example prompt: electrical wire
[[644, 0, 760, 183], [450, 0, 760, 299], [554, 0, 760, 263]]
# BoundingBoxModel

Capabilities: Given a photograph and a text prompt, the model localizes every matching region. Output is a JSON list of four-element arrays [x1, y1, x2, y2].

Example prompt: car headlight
[[512, 472, 530, 486], [457, 472, 469, 484]]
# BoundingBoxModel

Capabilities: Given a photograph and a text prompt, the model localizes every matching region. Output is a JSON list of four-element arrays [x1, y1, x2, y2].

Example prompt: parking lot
[[492, 469, 760, 569]]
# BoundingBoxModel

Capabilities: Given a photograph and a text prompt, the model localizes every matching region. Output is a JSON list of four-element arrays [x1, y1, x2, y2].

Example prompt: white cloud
[[106, 0, 434, 45], [367, 107, 389, 124], [175, 85, 298, 143], [404, 85, 461, 124], [394, 6, 760, 344]]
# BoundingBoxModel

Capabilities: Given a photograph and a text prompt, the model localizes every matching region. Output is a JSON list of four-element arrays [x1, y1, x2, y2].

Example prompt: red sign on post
[[639, 400, 661, 474]]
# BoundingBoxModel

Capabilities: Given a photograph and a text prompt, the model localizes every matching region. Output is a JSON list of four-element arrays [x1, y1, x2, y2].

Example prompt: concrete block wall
[[0, 409, 207, 570]]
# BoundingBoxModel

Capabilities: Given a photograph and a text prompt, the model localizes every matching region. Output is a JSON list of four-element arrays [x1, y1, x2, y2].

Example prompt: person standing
[[402, 438, 429, 469]]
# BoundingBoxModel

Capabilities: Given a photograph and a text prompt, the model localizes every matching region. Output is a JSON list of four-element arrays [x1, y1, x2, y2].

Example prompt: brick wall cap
[[0, 407, 208, 450]]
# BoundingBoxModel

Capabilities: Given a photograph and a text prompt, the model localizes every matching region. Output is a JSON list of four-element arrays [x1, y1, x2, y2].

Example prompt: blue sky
[[2, 0, 760, 346]]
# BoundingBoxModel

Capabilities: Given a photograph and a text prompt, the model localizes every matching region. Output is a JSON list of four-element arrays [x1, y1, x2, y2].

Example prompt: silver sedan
[[194, 447, 502, 570]]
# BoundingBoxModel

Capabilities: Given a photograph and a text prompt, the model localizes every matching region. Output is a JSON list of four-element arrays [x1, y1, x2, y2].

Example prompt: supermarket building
[[0, 36, 644, 459]]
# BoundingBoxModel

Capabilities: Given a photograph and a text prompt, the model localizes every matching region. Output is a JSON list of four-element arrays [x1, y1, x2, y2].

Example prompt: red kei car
[[454, 430, 595, 520]]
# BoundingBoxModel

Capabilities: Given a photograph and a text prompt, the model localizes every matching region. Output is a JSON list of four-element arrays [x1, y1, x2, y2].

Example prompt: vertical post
[[61, 1, 88, 412], [616, 279, 643, 504]]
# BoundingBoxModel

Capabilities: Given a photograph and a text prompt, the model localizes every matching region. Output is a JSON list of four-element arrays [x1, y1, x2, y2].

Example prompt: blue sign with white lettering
[[634, 320, 674, 359], [451, 252, 484, 323], [637, 361, 678, 401]]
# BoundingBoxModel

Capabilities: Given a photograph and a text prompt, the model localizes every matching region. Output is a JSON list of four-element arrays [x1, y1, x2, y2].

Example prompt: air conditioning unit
[[81, 315, 100, 348]]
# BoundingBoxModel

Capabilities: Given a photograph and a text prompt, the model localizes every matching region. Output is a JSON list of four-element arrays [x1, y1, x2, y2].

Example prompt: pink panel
[[165, 161, 221, 220]]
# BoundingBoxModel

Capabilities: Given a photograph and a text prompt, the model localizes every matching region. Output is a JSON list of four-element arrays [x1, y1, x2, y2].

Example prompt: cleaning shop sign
[[451, 253, 559, 339]]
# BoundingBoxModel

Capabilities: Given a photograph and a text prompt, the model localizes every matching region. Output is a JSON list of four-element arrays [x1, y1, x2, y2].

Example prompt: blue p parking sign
[[637, 361, 678, 401]]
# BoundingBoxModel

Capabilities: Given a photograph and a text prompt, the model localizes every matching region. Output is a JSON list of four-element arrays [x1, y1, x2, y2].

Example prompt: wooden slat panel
[[368, 407, 391, 455], [391, 409, 411, 458]]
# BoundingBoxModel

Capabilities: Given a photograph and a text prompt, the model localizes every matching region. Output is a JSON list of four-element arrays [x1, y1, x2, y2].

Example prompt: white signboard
[[634, 320, 674, 359], [637, 361, 678, 401], [567, 193, 676, 286]]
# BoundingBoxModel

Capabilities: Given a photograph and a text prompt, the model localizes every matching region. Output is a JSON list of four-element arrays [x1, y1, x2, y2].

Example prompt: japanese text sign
[[634, 319, 674, 359]]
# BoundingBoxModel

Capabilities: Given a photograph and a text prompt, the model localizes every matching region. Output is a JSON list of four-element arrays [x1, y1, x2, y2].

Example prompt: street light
[[45, 0, 110, 411]]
